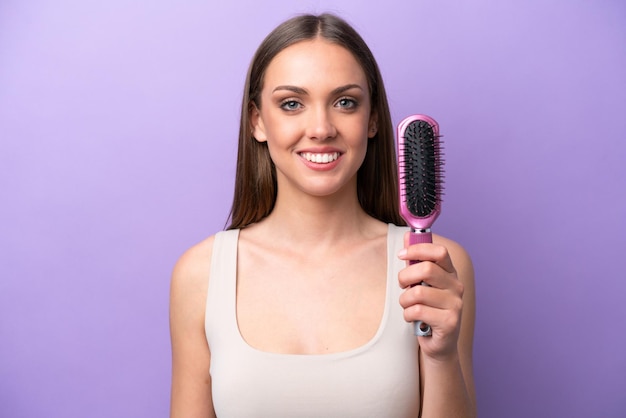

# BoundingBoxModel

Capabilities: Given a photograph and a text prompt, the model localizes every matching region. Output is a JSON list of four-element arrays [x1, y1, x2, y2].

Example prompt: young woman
[[170, 13, 476, 418]]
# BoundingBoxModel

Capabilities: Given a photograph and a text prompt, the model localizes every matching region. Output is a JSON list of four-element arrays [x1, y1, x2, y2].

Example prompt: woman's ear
[[368, 112, 378, 138], [250, 102, 267, 142]]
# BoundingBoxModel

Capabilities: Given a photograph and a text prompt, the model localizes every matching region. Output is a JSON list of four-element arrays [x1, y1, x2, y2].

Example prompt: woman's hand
[[397, 232, 465, 362]]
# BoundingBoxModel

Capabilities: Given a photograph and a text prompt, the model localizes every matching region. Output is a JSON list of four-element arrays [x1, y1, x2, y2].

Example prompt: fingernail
[[397, 249, 407, 259]]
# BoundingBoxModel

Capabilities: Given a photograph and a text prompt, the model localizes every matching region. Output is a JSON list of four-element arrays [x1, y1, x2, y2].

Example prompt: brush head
[[397, 114, 444, 230]]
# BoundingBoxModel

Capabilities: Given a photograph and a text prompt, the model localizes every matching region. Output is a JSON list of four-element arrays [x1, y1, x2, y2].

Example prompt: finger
[[402, 304, 461, 336], [401, 303, 442, 326], [399, 289, 464, 335], [398, 260, 439, 288], [398, 260, 460, 290], [399, 282, 463, 311], [400, 233, 455, 273]]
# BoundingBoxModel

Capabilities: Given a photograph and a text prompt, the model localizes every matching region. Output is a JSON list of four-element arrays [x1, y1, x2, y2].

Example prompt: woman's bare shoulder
[[170, 234, 217, 306]]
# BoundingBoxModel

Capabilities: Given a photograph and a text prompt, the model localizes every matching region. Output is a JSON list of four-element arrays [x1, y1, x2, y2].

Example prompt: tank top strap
[[205, 229, 240, 345]]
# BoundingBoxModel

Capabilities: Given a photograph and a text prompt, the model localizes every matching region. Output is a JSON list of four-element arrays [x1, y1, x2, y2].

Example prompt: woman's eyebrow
[[272, 85, 308, 95], [272, 84, 364, 95], [330, 84, 364, 95]]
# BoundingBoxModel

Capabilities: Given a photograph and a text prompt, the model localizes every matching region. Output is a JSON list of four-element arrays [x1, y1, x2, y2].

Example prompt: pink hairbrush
[[397, 114, 444, 336]]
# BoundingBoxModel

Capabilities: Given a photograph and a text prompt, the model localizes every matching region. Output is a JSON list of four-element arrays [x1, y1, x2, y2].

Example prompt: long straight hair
[[227, 13, 405, 229]]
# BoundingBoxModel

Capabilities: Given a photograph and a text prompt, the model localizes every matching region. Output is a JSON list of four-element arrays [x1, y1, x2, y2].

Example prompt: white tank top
[[205, 224, 420, 417]]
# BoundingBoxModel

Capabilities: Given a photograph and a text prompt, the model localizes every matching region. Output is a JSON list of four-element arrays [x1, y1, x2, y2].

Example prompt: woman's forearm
[[419, 353, 476, 418]]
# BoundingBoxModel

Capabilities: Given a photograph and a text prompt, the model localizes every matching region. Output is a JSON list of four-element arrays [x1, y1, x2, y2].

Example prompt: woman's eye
[[280, 100, 301, 111], [336, 98, 357, 109]]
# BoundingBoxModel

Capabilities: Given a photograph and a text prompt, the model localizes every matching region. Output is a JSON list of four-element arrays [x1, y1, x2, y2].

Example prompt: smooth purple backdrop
[[1, 1, 625, 417]]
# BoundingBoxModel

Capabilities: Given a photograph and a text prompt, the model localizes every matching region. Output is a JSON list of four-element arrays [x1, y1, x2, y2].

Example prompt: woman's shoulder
[[170, 233, 219, 302], [173, 235, 215, 277]]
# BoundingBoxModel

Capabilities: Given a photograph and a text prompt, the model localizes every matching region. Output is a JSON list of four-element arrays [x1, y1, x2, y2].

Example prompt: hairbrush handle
[[409, 229, 433, 337]]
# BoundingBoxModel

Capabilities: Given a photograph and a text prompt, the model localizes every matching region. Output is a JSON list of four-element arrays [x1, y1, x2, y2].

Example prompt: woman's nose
[[305, 107, 337, 141]]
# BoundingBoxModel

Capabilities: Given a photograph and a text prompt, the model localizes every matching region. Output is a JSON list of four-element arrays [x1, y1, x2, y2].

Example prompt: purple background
[[1, 0, 625, 417]]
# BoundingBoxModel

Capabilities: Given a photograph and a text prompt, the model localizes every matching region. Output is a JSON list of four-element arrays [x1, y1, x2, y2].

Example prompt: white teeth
[[301, 152, 340, 163]]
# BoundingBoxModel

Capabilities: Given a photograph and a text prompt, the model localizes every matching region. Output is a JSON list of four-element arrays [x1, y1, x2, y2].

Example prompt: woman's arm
[[398, 234, 476, 418], [169, 237, 216, 418]]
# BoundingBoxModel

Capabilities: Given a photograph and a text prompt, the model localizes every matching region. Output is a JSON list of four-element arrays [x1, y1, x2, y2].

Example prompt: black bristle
[[401, 120, 444, 217]]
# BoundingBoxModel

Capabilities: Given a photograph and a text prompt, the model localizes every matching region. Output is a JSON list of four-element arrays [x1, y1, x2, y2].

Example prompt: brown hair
[[227, 13, 405, 229]]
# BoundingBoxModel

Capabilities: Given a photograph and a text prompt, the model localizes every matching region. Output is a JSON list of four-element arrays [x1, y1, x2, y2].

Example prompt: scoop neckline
[[232, 224, 394, 359]]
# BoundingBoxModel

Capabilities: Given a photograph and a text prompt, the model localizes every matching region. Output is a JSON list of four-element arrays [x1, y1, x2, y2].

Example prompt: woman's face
[[251, 38, 377, 200]]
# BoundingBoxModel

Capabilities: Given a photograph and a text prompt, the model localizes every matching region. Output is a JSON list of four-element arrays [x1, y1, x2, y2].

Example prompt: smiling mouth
[[299, 152, 340, 164]]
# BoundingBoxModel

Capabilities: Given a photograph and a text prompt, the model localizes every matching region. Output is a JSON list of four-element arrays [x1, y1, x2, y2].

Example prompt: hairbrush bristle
[[400, 120, 444, 218]]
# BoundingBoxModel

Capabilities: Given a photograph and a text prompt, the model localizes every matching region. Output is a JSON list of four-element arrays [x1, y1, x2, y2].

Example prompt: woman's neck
[[249, 189, 385, 246]]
